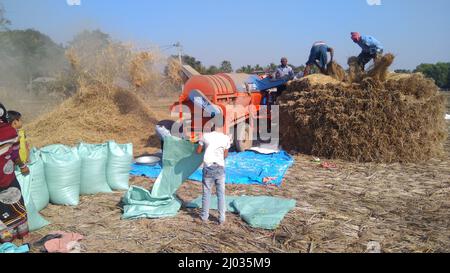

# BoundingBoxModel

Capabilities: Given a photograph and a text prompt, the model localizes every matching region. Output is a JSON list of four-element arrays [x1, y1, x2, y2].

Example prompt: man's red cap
[[351, 32, 361, 42]]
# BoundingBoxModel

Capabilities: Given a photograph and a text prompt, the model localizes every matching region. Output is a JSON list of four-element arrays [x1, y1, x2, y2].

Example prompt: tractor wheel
[[235, 122, 253, 152]]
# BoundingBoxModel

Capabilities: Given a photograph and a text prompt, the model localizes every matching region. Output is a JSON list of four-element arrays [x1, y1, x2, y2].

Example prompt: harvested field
[[20, 120, 450, 253], [0, 88, 63, 123], [16, 92, 449, 253], [15, 50, 450, 253]]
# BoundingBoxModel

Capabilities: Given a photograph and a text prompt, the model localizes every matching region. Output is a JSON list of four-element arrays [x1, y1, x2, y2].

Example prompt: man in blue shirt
[[303, 41, 334, 76], [273, 57, 294, 96], [351, 32, 384, 70], [275, 57, 295, 80]]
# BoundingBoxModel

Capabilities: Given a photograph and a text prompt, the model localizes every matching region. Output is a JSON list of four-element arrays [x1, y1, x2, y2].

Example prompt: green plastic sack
[[77, 143, 111, 195], [27, 148, 50, 211], [122, 137, 203, 219], [16, 170, 50, 232], [40, 144, 81, 206], [231, 196, 296, 230], [106, 141, 132, 191]]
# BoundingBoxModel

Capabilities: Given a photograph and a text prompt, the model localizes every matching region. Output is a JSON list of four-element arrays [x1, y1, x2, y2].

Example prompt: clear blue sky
[[3, 0, 450, 70]]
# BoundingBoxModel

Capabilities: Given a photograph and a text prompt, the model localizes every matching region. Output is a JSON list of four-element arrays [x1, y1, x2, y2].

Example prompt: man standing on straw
[[351, 32, 384, 71], [303, 41, 334, 76]]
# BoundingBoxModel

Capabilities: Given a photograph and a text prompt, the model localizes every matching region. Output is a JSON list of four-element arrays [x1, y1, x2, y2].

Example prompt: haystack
[[278, 70, 448, 163], [348, 53, 395, 84], [26, 87, 159, 152], [326, 61, 347, 82], [26, 44, 165, 154]]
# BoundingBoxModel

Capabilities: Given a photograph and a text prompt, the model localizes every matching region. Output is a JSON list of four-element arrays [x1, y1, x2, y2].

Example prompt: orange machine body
[[171, 73, 268, 142]]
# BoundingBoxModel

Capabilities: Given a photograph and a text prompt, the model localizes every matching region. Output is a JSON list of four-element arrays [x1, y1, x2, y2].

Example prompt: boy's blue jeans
[[201, 163, 226, 223]]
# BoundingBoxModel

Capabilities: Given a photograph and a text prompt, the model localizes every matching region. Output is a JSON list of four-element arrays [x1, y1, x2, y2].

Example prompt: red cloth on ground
[[44, 231, 84, 253]]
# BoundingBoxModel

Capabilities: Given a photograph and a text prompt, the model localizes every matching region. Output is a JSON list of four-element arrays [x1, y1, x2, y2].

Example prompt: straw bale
[[279, 58, 447, 163]]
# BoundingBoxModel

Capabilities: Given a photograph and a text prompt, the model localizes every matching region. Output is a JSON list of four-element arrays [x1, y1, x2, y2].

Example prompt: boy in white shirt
[[196, 126, 231, 225]]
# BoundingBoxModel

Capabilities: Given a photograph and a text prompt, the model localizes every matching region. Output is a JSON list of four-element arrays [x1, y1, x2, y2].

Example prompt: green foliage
[[394, 69, 412, 74], [0, 4, 10, 29], [68, 29, 111, 53], [236, 65, 254, 74], [414, 62, 450, 89], [267, 63, 278, 72], [171, 55, 235, 75], [0, 29, 66, 86], [219, 60, 233, 73], [236, 63, 304, 75], [206, 65, 219, 75], [180, 55, 206, 74]]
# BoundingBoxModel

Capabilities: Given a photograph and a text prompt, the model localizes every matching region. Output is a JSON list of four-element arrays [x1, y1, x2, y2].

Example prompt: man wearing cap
[[351, 32, 384, 70], [303, 41, 334, 77]]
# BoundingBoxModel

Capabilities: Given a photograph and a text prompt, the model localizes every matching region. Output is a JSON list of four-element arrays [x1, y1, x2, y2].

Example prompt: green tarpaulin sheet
[[122, 186, 182, 218], [232, 196, 296, 230], [185, 195, 296, 230], [122, 137, 203, 219], [185, 196, 240, 213]]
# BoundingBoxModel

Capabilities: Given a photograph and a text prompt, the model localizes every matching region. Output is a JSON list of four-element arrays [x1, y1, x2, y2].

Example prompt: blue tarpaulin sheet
[[250, 75, 289, 91], [131, 151, 294, 186]]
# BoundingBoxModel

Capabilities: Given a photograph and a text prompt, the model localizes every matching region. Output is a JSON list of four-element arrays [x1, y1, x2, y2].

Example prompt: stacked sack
[[15, 141, 133, 231], [15, 148, 50, 232]]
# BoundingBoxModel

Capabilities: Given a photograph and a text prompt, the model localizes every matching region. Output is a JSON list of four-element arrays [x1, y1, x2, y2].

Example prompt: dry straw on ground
[[26, 88, 159, 150], [25, 135, 450, 253], [326, 61, 347, 82], [279, 55, 448, 163], [26, 46, 162, 154], [19, 49, 450, 253]]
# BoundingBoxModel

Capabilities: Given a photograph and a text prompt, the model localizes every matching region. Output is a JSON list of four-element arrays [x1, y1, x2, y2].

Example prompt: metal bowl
[[134, 156, 161, 165]]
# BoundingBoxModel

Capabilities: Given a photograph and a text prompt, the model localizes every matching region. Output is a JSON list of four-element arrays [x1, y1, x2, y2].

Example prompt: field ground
[[18, 92, 450, 253]]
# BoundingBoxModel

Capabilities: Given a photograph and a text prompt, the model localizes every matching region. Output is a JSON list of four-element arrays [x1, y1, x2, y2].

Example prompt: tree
[[253, 64, 264, 72], [265, 63, 278, 73], [0, 4, 10, 29], [0, 29, 66, 86], [219, 60, 233, 73], [236, 65, 254, 74], [394, 69, 411, 74], [177, 55, 204, 74], [68, 29, 112, 54], [295, 64, 306, 73], [206, 65, 219, 75], [414, 63, 450, 89]]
